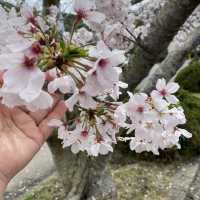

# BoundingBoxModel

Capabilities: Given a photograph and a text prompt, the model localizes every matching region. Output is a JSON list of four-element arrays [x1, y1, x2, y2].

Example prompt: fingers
[[38, 101, 67, 140], [0, 70, 5, 87], [10, 107, 44, 147], [26, 94, 60, 125]]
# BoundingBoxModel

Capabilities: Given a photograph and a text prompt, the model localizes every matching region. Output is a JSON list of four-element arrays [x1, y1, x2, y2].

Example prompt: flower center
[[98, 58, 108, 68], [92, 70, 97, 76], [30, 25, 37, 33], [160, 89, 167, 96], [96, 136, 104, 143], [81, 130, 88, 138], [76, 10, 87, 21], [28, 16, 37, 26], [23, 56, 36, 69], [136, 106, 144, 113], [79, 90, 85, 95], [31, 43, 42, 55]]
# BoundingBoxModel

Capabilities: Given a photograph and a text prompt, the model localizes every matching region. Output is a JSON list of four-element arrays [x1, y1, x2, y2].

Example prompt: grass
[[18, 174, 65, 200], [111, 162, 174, 200], [18, 161, 179, 200]]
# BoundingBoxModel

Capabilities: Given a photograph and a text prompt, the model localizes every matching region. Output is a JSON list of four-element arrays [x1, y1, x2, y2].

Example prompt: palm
[[0, 102, 66, 184]]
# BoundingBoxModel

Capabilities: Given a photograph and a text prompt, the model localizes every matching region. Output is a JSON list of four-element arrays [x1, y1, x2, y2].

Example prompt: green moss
[[18, 174, 65, 200], [111, 162, 173, 200], [162, 60, 200, 157], [176, 90, 200, 156], [175, 60, 200, 93]]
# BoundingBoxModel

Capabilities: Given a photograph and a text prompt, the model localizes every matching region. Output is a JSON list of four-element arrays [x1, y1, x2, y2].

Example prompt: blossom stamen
[[76, 9, 88, 21], [136, 106, 144, 113], [31, 43, 42, 55], [98, 58, 109, 68], [160, 89, 167, 96], [23, 56, 36, 69]]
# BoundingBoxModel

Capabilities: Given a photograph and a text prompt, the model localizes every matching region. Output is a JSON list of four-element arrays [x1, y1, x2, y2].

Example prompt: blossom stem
[[73, 60, 92, 70], [69, 19, 80, 44]]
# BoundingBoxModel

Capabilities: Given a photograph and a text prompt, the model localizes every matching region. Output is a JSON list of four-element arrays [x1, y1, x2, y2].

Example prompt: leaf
[[63, 46, 88, 60], [60, 41, 66, 51]]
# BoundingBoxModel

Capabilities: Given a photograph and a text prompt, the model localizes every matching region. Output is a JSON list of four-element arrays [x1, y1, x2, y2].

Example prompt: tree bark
[[47, 135, 117, 200], [136, 27, 200, 93], [47, 135, 89, 200], [124, 0, 200, 90], [43, 1, 117, 199], [0, 0, 18, 10]]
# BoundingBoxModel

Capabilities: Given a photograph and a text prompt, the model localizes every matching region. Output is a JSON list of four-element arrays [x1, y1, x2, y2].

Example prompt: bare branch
[[0, 0, 17, 11]]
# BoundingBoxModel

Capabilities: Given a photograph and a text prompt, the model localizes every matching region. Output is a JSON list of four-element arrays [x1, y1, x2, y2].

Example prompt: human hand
[[0, 101, 67, 194]]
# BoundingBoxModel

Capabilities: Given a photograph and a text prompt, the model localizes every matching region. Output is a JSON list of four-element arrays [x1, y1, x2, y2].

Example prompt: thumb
[[39, 101, 67, 140]]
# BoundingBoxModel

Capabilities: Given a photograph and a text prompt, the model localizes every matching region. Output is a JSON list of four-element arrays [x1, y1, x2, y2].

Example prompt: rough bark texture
[[47, 135, 117, 200], [136, 27, 200, 93], [47, 136, 89, 200], [0, 0, 18, 10], [124, 0, 200, 90]]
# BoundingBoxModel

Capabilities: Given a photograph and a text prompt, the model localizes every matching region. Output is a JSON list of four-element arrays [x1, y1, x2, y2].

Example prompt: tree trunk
[[136, 27, 200, 93], [47, 135, 117, 200], [43, 0, 117, 199], [124, 0, 200, 90]]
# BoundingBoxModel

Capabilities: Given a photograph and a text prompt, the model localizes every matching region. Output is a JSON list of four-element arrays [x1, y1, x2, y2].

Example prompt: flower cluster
[[115, 79, 192, 155], [62, 0, 136, 51], [89, 0, 134, 50], [0, 1, 192, 156], [0, 5, 53, 111]]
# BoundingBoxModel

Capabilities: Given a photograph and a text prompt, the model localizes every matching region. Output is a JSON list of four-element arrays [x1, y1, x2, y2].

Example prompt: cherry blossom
[[48, 76, 76, 94], [115, 80, 191, 155], [0, 4, 192, 157], [125, 93, 149, 122], [84, 41, 125, 96], [89, 138, 114, 156], [0, 53, 50, 106], [151, 78, 180, 104], [65, 88, 97, 111], [73, 0, 105, 24], [0, 91, 53, 112]]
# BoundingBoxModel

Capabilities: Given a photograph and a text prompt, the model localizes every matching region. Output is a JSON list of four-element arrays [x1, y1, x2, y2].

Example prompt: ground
[[15, 158, 199, 200]]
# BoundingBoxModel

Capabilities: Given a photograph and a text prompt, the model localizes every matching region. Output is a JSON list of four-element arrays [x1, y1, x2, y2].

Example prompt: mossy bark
[[175, 60, 200, 156], [175, 60, 200, 93], [176, 90, 200, 157]]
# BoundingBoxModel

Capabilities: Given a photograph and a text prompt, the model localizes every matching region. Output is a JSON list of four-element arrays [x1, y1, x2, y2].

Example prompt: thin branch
[[0, 0, 18, 11]]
